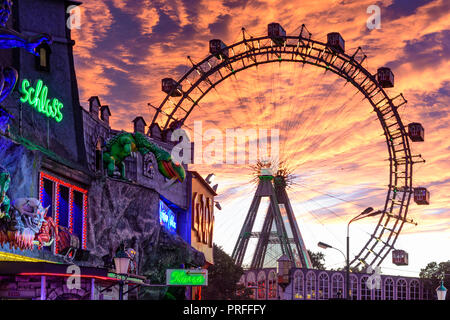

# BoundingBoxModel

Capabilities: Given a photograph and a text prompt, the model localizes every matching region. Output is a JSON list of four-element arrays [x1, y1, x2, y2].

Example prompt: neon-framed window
[[39, 171, 88, 254]]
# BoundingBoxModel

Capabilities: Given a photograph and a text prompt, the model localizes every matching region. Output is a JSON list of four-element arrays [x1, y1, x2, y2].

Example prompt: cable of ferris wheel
[[283, 64, 362, 161], [292, 181, 374, 209], [300, 85, 366, 152], [291, 187, 349, 251], [295, 191, 383, 261], [282, 66, 330, 161], [290, 87, 368, 166]]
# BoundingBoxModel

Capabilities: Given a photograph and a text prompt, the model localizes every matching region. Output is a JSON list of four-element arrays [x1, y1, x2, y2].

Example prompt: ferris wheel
[[149, 22, 429, 269]]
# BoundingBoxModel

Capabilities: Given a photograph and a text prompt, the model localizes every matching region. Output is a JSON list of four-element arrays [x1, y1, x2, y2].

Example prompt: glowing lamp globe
[[114, 247, 130, 275], [436, 280, 447, 301]]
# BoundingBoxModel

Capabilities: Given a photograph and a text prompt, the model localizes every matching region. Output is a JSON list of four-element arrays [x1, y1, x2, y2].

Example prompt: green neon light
[[167, 269, 207, 286], [19, 79, 64, 123]]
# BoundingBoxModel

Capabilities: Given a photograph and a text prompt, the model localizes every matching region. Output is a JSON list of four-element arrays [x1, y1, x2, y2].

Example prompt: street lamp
[[436, 280, 447, 300], [317, 242, 346, 299], [114, 243, 130, 300], [346, 207, 383, 300], [277, 255, 292, 300]]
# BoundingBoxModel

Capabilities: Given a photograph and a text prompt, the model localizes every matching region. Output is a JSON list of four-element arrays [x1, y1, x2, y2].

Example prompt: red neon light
[[18, 272, 119, 282], [82, 194, 87, 249], [54, 182, 60, 254], [40, 172, 88, 194], [69, 188, 74, 233], [39, 171, 89, 253]]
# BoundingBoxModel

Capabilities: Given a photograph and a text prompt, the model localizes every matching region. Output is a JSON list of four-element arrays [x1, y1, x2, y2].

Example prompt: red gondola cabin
[[408, 123, 424, 142], [327, 32, 345, 53], [268, 23, 286, 46], [377, 67, 394, 88], [392, 250, 409, 266], [209, 39, 229, 60], [162, 78, 182, 97], [414, 187, 430, 205]]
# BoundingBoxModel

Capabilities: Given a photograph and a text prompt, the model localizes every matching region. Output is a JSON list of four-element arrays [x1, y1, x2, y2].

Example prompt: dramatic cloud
[[72, 0, 450, 276]]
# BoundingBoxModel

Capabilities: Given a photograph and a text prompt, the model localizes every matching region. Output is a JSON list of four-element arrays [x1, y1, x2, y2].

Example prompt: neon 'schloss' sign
[[19, 79, 64, 122]]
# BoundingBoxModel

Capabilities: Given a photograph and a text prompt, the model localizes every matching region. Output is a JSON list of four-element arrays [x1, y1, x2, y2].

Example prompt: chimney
[[88, 96, 101, 119], [100, 105, 111, 126], [132, 116, 147, 134], [149, 123, 162, 140]]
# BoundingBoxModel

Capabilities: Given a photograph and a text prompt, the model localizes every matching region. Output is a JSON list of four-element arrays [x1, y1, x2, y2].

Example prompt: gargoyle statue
[[103, 131, 185, 186]]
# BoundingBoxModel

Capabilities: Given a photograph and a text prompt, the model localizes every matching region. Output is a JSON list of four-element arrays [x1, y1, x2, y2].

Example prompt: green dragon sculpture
[[103, 131, 185, 186], [0, 165, 10, 219]]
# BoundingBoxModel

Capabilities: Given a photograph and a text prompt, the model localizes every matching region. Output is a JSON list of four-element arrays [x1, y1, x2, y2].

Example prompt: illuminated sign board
[[19, 79, 64, 122], [192, 192, 214, 247], [166, 269, 208, 286], [159, 200, 177, 233]]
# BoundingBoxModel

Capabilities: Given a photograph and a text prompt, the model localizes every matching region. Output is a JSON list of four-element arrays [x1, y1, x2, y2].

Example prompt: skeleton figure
[[0, 197, 50, 250], [35, 215, 58, 249], [0, 0, 52, 103]]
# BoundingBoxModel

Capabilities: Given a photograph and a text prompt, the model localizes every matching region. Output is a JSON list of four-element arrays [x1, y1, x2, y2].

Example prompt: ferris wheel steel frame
[[150, 26, 423, 268]]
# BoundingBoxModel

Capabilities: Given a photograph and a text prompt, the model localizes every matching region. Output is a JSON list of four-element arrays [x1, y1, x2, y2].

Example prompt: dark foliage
[[203, 244, 253, 300], [420, 260, 450, 300]]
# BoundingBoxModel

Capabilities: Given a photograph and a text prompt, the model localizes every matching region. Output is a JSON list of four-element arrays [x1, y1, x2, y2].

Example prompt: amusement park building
[[241, 268, 434, 300], [0, 0, 210, 300]]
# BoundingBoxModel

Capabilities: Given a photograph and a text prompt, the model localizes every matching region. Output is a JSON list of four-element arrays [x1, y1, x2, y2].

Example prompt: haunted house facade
[[0, 0, 206, 300]]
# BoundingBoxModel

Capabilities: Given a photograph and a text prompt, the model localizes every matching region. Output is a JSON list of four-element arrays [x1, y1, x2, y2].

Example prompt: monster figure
[[0, 0, 52, 103], [34, 215, 58, 249], [0, 165, 10, 218], [0, 197, 49, 250], [103, 131, 185, 185]]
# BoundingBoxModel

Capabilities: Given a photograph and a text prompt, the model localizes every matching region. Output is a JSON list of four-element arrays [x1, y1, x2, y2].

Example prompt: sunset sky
[[72, 0, 449, 277]]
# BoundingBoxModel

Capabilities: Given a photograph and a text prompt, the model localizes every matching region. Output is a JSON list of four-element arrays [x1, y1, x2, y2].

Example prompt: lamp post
[[345, 207, 383, 300], [114, 243, 130, 300], [436, 280, 447, 300], [277, 255, 292, 300]]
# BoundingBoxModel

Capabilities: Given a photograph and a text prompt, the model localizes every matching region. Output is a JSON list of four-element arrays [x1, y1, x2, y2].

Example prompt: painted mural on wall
[[0, 166, 57, 250], [0, 196, 57, 250], [103, 131, 185, 185], [0, 0, 52, 104]]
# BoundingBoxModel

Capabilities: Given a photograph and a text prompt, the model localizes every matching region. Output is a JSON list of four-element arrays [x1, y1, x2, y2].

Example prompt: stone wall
[[0, 135, 42, 201], [88, 177, 205, 298]]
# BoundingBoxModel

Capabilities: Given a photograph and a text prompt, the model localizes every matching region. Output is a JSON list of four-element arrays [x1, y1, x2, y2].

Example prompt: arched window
[[246, 272, 256, 300], [293, 270, 304, 299], [396, 279, 407, 300], [268, 271, 277, 299], [331, 273, 344, 299], [409, 280, 420, 300], [257, 271, 266, 300], [360, 276, 371, 300], [318, 272, 329, 300], [374, 284, 382, 300], [350, 275, 358, 300], [385, 278, 394, 300], [305, 271, 316, 300]]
